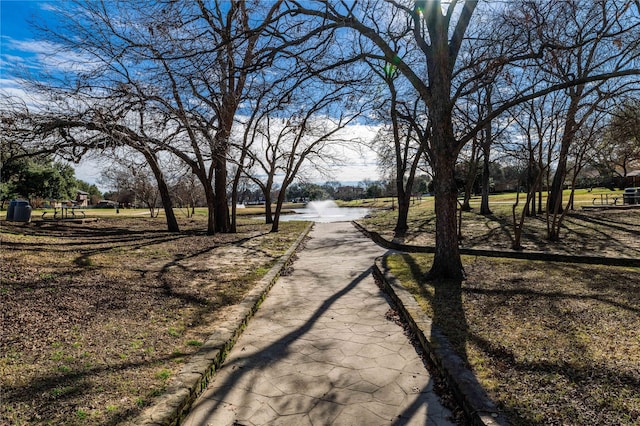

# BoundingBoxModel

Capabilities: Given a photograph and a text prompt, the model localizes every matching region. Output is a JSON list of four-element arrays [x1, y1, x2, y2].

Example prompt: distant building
[[335, 186, 365, 201], [76, 191, 90, 207], [624, 170, 640, 188]]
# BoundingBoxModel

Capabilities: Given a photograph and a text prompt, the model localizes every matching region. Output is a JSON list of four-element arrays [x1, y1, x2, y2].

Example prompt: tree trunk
[[264, 192, 273, 224], [480, 143, 492, 215], [270, 205, 281, 232], [395, 187, 410, 237], [214, 155, 230, 233], [194, 168, 215, 235], [526, 154, 537, 217], [537, 144, 545, 215], [426, 154, 464, 281], [547, 92, 581, 217], [230, 169, 242, 233], [461, 140, 478, 212], [204, 184, 216, 236], [425, 28, 465, 281], [270, 185, 289, 233], [230, 187, 238, 233], [480, 106, 493, 215], [142, 150, 179, 232]]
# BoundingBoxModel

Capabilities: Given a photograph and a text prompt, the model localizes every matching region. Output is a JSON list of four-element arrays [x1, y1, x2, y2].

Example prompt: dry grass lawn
[[360, 193, 640, 425], [1, 216, 308, 425]]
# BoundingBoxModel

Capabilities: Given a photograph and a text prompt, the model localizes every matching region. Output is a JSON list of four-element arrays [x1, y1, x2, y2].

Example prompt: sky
[[1, 1, 382, 191]]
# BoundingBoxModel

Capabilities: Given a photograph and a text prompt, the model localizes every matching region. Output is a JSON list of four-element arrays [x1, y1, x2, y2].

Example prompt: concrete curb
[[134, 222, 313, 426], [353, 221, 640, 268], [372, 258, 509, 426]]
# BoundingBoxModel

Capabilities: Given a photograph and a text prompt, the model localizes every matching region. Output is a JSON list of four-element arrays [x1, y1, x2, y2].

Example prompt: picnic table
[[592, 194, 619, 206], [41, 206, 86, 219]]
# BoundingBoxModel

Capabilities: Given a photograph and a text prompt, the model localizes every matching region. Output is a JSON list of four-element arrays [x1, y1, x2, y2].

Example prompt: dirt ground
[[2, 207, 638, 425]]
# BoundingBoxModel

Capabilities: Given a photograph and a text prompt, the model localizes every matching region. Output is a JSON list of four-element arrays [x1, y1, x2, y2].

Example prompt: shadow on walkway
[[192, 268, 372, 422]]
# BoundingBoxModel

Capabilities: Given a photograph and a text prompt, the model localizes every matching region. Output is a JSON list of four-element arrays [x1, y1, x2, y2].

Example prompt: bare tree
[[508, 1, 640, 235], [594, 97, 640, 179], [19, 0, 286, 235], [241, 75, 363, 232], [287, 0, 640, 280], [101, 156, 161, 217], [171, 169, 205, 218], [369, 61, 428, 237]]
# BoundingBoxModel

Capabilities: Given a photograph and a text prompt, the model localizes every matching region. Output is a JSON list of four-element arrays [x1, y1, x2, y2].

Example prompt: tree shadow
[[398, 254, 469, 365], [463, 284, 640, 424], [431, 278, 468, 365], [188, 268, 372, 423], [1, 220, 295, 425], [1, 352, 185, 425]]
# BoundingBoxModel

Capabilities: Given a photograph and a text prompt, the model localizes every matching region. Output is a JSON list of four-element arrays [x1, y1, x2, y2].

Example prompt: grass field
[[29, 202, 305, 220], [356, 188, 640, 425], [352, 189, 640, 258], [2, 191, 639, 425]]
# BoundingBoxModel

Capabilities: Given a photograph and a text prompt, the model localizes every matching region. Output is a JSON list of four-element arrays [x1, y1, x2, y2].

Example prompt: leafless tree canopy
[[2, 0, 639, 279]]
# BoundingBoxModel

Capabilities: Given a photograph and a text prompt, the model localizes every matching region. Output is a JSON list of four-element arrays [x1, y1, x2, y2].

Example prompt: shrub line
[[134, 222, 313, 426]]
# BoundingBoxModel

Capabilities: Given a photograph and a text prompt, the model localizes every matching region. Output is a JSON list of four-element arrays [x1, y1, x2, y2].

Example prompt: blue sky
[[1, 1, 41, 39], [1, 1, 59, 98], [1, 1, 51, 58]]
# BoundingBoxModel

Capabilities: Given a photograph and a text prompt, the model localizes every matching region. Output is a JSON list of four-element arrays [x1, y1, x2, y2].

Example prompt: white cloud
[[72, 158, 105, 189], [4, 36, 99, 74], [2, 54, 26, 65]]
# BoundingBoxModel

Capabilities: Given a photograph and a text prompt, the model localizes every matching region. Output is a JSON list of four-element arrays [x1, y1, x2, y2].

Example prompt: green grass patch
[[154, 369, 171, 381]]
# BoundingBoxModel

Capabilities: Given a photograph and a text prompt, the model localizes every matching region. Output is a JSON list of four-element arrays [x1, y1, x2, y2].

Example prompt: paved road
[[182, 221, 455, 425]]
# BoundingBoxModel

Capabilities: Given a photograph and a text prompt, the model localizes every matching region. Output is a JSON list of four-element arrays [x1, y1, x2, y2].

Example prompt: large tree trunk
[[428, 155, 464, 280], [424, 21, 465, 281], [395, 186, 410, 237], [213, 154, 231, 233], [427, 97, 464, 280]]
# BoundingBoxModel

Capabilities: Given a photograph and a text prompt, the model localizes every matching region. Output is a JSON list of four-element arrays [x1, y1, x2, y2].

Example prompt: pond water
[[278, 200, 370, 223]]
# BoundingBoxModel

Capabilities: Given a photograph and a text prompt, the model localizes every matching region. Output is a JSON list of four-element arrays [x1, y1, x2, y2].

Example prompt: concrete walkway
[[182, 222, 455, 426]]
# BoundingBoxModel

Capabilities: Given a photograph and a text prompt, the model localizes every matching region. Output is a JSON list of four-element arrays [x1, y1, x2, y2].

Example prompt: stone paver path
[[182, 222, 455, 425]]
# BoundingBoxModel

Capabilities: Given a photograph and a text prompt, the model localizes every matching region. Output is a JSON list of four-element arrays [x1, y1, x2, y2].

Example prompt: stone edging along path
[[134, 222, 313, 426], [372, 258, 509, 426]]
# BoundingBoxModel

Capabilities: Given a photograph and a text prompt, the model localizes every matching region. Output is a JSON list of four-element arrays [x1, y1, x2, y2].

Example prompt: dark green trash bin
[[623, 188, 638, 205], [12, 200, 32, 222]]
